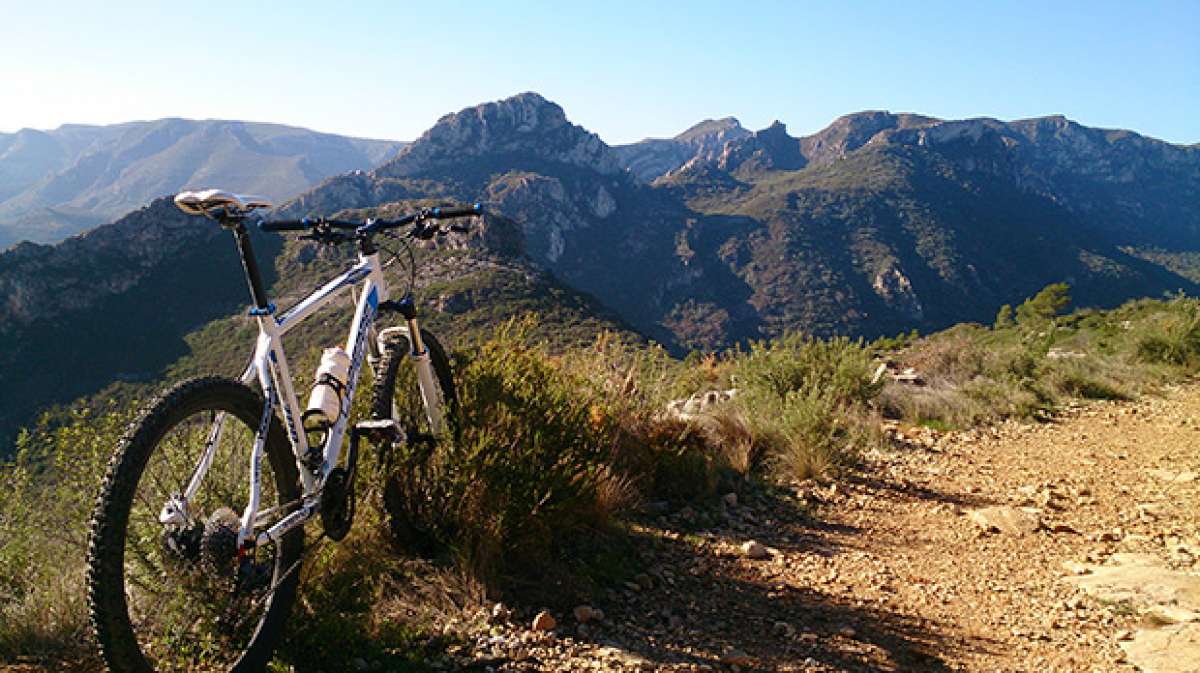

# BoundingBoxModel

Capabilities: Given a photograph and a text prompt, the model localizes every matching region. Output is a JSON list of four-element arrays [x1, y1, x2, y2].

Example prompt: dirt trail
[[474, 385, 1200, 672]]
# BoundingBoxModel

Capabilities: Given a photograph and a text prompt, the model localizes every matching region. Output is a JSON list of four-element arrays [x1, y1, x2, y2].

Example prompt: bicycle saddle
[[175, 189, 273, 216]]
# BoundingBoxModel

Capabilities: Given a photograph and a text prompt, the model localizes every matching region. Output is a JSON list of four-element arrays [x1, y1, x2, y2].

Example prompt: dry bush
[[899, 327, 991, 384], [1040, 358, 1131, 401], [372, 559, 490, 642], [696, 406, 766, 476]]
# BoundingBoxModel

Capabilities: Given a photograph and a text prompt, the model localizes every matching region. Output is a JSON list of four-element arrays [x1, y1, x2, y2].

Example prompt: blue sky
[[1, 1, 1196, 144]]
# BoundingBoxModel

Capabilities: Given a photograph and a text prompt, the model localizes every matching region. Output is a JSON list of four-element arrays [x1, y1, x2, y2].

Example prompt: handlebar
[[258, 217, 360, 232], [430, 205, 482, 219], [258, 203, 483, 237]]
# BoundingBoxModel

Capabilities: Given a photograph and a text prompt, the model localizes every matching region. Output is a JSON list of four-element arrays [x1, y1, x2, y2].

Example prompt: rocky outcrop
[[800, 110, 936, 164], [671, 121, 806, 177], [378, 92, 621, 180], [871, 266, 924, 320], [614, 117, 751, 182], [484, 173, 587, 264]]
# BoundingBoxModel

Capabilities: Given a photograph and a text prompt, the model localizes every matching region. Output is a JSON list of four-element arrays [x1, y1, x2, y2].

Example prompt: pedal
[[354, 418, 405, 445]]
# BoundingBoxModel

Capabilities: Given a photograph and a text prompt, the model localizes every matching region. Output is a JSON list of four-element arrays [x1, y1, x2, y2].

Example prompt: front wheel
[[370, 328, 458, 550], [87, 376, 303, 672]]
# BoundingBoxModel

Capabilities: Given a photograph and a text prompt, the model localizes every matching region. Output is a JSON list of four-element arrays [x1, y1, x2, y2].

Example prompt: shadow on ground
[[555, 475, 1000, 672]]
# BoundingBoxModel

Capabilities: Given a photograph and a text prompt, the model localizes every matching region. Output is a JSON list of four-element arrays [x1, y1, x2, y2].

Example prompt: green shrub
[[960, 377, 1044, 419], [1016, 282, 1071, 325], [1041, 359, 1130, 401], [733, 333, 881, 407], [770, 387, 880, 480], [727, 334, 881, 481], [0, 405, 133, 662], [381, 323, 631, 580], [994, 304, 1015, 329], [1134, 304, 1200, 366]]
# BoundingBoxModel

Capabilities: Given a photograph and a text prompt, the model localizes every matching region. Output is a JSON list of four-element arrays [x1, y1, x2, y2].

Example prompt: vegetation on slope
[[4, 283, 1199, 668]]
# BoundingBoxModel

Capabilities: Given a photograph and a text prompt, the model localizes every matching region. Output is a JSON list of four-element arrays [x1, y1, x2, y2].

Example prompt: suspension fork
[[377, 296, 445, 435]]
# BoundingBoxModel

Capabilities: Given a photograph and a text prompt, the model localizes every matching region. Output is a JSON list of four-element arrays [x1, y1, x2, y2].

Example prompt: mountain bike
[[87, 189, 480, 671]]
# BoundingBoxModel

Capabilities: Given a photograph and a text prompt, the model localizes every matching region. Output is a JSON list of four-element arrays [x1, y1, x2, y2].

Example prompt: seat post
[[229, 221, 270, 310]]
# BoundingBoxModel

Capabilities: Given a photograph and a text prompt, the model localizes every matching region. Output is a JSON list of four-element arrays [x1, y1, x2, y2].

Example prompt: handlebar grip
[[259, 219, 311, 232], [430, 203, 483, 219]]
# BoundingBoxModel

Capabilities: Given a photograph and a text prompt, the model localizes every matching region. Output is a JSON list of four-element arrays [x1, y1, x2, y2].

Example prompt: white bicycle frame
[[162, 247, 446, 552]]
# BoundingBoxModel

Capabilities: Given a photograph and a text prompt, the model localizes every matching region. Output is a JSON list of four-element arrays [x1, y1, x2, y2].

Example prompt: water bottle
[[303, 347, 351, 432]]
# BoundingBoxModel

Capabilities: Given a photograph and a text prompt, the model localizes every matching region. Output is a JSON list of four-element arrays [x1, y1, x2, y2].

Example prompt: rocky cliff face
[[673, 120, 807, 176], [282, 93, 646, 280], [379, 93, 621, 180], [613, 117, 751, 182]]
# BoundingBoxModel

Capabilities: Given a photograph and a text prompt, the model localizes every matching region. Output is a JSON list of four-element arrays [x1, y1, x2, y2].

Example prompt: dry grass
[[696, 407, 764, 476]]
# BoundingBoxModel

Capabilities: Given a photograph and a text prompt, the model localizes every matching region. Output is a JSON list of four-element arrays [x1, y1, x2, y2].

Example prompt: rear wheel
[[87, 377, 303, 672], [369, 329, 458, 550]]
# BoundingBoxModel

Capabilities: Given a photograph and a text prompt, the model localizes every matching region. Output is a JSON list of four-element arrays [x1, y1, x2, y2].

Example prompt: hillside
[[0, 119, 404, 247], [6, 280, 1200, 671], [0, 196, 635, 454]]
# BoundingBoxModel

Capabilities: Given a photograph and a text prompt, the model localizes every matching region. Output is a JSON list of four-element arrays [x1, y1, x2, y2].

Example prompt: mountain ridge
[[277, 93, 1200, 349]]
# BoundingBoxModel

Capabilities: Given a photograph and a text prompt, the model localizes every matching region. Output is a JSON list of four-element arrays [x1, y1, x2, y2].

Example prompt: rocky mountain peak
[[615, 117, 751, 182], [674, 117, 750, 145], [679, 120, 804, 174], [751, 121, 805, 169], [801, 110, 938, 164], [377, 92, 621, 179]]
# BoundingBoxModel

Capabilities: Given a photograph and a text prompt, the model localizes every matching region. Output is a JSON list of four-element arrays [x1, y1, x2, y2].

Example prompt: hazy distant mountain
[[0, 119, 405, 247]]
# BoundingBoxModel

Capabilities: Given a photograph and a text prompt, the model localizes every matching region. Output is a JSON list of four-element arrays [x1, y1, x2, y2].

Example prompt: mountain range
[[281, 93, 1200, 347], [2, 92, 1199, 448], [0, 119, 405, 247]]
